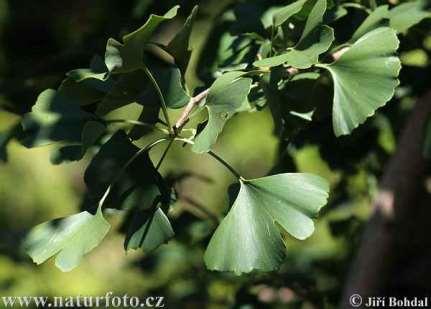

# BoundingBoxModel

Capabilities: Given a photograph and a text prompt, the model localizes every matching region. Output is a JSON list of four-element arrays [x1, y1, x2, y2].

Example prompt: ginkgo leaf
[[298, 0, 327, 44], [165, 5, 198, 73], [254, 25, 334, 69], [318, 27, 401, 137], [272, 0, 307, 27], [192, 72, 252, 153], [105, 6, 179, 73], [351, 5, 389, 41], [96, 57, 189, 116], [125, 208, 174, 252], [24, 208, 110, 272], [20, 89, 87, 147], [254, 0, 332, 69], [58, 57, 113, 106], [389, 0, 431, 34], [204, 173, 329, 274], [49, 120, 106, 165]]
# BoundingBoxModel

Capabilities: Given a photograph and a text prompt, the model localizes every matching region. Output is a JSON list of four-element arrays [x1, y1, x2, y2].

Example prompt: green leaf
[[129, 106, 161, 140], [204, 173, 329, 274], [49, 121, 106, 165], [192, 72, 252, 153], [254, 0, 332, 69], [84, 131, 143, 201], [272, 0, 307, 27], [319, 27, 401, 137], [351, 5, 389, 41], [146, 58, 190, 109], [298, 0, 327, 44], [82, 121, 106, 152], [21, 89, 87, 147], [96, 57, 189, 116], [254, 25, 334, 69], [50, 145, 84, 165], [84, 131, 169, 211], [58, 56, 113, 106], [389, 0, 431, 34], [24, 208, 110, 272], [165, 5, 198, 73], [125, 208, 174, 252], [105, 6, 179, 73]]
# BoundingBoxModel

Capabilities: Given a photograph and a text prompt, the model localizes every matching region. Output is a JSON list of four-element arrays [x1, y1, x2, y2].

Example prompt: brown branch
[[341, 89, 431, 307], [174, 89, 210, 131]]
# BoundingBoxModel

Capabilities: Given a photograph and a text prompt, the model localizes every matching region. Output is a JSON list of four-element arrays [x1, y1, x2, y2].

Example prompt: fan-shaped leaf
[[125, 208, 174, 252], [192, 72, 252, 153], [272, 0, 307, 27], [24, 208, 110, 272], [20, 89, 87, 147], [254, 0, 332, 69], [204, 173, 329, 274], [165, 5, 198, 73], [105, 6, 179, 73], [318, 27, 401, 137], [254, 25, 334, 69], [389, 0, 431, 34], [351, 5, 389, 41]]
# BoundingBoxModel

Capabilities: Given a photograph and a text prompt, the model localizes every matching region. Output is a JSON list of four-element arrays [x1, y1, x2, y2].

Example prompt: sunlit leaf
[[351, 5, 389, 41], [204, 173, 329, 274], [105, 6, 179, 73], [24, 208, 110, 272], [318, 27, 401, 136], [272, 0, 307, 27], [389, 0, 431, 34], [192, 72, 252, 153], [298, 0, 327, 44]]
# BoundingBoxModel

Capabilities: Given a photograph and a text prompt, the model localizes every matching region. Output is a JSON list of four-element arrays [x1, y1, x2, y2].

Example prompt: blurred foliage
[[0, 0, 430, 308]]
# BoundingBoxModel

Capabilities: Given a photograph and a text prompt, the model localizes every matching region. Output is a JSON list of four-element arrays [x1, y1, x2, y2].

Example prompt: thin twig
[[208, 151, 243, 180], [142, 64, 173, 135], [174, 89, 210, 131]]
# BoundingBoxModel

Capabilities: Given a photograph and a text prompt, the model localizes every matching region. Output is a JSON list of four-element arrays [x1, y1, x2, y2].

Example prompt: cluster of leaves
[[1, 0, 430, 275]]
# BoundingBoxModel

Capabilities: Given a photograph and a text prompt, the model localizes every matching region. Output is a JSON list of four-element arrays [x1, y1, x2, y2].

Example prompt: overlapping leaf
[[318, 27, 401, 136], [84, 131, 173, 252], [125, 208, 174, 252], [105, 6, 179, 73], [272, 0, 307, 28], [96, 57, 189, 116], [165, 5, 198, 73], [50, 121, 106, 165], [204, 173, 329, 274], [389, 0, 430, 34], [254, 0, 334, 69], [350, 1, 430, 38], [192, 72, 252, 153], [24, 208, 110, 272], [351, 5, 389, 41], [20, 89, 88, 147]]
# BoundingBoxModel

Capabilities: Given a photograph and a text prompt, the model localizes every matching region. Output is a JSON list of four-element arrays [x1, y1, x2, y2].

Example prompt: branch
[[174, 89, 210, 131]]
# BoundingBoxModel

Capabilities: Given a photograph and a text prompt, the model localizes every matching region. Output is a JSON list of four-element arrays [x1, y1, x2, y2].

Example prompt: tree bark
[[341, 89, 431, 307]]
